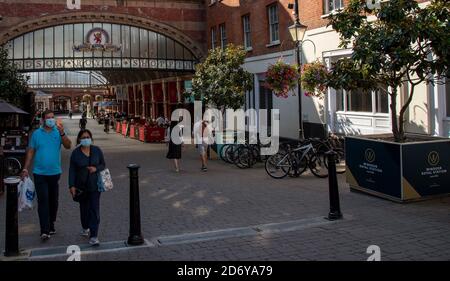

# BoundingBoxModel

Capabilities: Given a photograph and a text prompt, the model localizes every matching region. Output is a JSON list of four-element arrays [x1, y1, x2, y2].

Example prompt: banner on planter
[[346, 136, 450, 202], [402, 141, 450, 200], [346, 137, 402, 200]]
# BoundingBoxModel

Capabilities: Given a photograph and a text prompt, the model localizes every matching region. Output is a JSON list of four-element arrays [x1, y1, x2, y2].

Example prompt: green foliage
[[300, 61, 329, 98], [319, 0, 450, 141], [0, 46, 28, 107], [265, 60, 300, 98], [191, 44, 253, 110]]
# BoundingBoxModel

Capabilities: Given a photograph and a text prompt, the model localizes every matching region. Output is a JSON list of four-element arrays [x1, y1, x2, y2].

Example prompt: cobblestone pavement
[[1, 115, 449, 261]]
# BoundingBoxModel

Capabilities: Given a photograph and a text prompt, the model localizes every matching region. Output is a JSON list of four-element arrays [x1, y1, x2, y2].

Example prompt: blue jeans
[[79, 191, 101, 238], [34, 174, 60, 235]]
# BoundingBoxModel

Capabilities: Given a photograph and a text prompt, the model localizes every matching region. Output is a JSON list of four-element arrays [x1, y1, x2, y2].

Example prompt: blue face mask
[[80, 138, 92, 147], [45, 118, 56, 128]]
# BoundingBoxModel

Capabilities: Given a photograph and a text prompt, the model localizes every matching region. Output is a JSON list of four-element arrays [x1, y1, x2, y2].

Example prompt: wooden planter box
[[346, 134, 450, 202]]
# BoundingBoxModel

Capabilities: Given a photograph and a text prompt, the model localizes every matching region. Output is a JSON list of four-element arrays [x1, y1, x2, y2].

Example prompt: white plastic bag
[[97, 168, 113, 192], [18, 177, 36, 212]]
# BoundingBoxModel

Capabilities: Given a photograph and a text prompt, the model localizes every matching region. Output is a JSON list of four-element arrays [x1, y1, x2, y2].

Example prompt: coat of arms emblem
[[73, 28, 121, 52]]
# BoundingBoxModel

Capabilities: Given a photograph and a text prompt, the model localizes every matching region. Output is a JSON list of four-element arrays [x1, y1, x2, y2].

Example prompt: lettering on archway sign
[[67, 0, 81, 10], [14, 58, 194, 71], [12, 25, 195, 72]]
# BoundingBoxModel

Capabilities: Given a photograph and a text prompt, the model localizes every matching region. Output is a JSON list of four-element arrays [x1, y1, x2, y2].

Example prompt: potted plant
[[190, 44, 254, 152], [300, 61, 329, 98], [310, 0, 450, 202], [265, 60, 301, 98]]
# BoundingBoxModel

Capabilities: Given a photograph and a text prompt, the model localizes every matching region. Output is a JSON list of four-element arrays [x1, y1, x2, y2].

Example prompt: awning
[[0, 100, 29, 114]]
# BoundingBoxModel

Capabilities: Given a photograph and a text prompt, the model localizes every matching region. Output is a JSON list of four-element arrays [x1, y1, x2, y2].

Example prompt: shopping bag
[[97, 168, 113, 192], [18, 177, 35, 212]]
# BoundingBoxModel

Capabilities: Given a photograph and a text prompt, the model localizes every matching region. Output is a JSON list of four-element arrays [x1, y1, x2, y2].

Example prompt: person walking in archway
[[79, 116, 87, 130], [69, 129, 105, 246], [22, 110, 72, 241], [166, 116, 184, 172]]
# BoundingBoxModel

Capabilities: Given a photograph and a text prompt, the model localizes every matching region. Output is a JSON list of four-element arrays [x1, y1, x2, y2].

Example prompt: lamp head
[[288, 21, 307, 43]]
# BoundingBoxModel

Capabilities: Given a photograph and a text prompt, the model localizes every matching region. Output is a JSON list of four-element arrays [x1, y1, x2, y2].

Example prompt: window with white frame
[[242, 14, 252, 49], [211, 27, 217, 49], [267, 4, 279, 44], [219, 23, 227, 48], [323, 0, 344, 14], [335, 87, 389, 113]]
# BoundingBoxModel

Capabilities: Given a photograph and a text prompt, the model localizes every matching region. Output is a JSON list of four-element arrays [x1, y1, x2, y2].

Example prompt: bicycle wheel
[[288, 153, 308, 177], [224, 144, 237, 164], [219, 144, 230, 162], [309, 153, 329, 178], [265, 153, 291, 179], [249, 145, 260, 166], [4, 157, 22, 177], [236, 146, 251, 169]]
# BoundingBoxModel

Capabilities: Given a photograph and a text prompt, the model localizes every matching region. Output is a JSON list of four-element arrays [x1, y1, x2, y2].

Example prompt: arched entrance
[[2, 13, 204, 119], [53, 96, 71, 114]]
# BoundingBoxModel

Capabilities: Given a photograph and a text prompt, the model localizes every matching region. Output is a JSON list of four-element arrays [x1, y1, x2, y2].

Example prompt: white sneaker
[[80, 229, 90, 237], [40, 233, 50, 241], [89, 237, 100, 246]]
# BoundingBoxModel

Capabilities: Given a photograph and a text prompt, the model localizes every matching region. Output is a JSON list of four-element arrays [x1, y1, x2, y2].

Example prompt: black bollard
[[4, 176, 21, 257], [127, 164, 144, 246], [0, 155, 4, 196], [326, 151, 343, 220]]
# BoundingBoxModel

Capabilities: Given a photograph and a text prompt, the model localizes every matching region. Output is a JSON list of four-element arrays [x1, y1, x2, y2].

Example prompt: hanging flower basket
[[265, 60, 301, 98], [300, 61, 329, 98]]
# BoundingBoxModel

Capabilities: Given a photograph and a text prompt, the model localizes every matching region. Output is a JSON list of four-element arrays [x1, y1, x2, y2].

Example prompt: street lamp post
[[289, 0, 308, 140]]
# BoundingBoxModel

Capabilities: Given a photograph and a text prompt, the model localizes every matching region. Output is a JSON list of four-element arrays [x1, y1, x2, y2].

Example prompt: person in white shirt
[[193, 119, 210, 171]]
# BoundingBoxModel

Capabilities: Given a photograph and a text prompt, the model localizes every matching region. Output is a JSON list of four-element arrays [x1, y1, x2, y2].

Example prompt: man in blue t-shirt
[[22, 110, 72, 241]]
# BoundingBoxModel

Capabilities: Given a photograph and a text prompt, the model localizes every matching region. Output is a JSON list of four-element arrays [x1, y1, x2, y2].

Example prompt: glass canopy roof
[[6, 22, 197, 72], [6, 22, 197, 88], [25, 71, 108, 89]]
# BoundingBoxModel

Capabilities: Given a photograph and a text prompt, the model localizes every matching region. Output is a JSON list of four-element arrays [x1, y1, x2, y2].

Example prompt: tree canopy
[[191, 44, 253, 111], [321, 0, 449, 141], [0, 47, 28, 108]]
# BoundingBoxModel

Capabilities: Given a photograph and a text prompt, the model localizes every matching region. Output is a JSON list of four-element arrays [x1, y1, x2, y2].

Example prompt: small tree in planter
[[191, 44, 253, 111], [306, 0, 450, 202], [320, 0, 449, 142], [0, 47, 28, 108]]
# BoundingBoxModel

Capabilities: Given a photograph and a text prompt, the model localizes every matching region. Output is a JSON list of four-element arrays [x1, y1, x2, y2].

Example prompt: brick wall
[[207, 0, 296, 57], [206, 0, 432, 58], [0, 0, 206, 47]]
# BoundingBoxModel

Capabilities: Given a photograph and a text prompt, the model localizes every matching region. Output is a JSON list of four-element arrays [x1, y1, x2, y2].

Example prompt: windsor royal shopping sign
[[345, 135, 450, 202], [11, 27, 195, 71]]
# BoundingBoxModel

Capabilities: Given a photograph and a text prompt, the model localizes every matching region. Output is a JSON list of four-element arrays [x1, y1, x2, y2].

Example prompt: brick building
[[0, 0, 206, 119], [0, 0, 447, 137], [206, 0, 449, 139]]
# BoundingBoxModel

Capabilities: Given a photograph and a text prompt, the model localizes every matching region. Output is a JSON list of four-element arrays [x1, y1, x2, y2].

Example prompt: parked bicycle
[[219, 141, 269, 169], [265, 142, 329, 179]]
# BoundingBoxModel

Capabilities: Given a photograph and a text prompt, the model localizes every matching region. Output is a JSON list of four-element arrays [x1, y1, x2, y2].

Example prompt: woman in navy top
[[69, 129, 105, 246]]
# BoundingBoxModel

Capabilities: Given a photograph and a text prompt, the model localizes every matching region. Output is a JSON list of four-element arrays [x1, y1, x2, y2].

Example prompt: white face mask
[[80, 138, 92, 147]]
